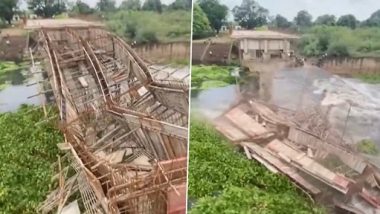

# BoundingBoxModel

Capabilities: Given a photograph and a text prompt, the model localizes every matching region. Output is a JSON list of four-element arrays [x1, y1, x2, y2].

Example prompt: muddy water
[[191, 65, 380, 147], [0, 68, 40, 112]]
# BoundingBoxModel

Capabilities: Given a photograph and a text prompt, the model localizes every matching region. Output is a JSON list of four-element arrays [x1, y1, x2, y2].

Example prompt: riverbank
[[0, 105, 62, 213]]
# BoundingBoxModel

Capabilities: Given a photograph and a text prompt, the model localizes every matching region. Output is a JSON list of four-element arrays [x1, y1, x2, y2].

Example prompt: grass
[[188, 119, 324, 213], [106, 10, 191, 43], [357, 139, 379, 155], [191, 65, 236, 90], [355, 73, 380, 84], [0, 105, 62, 213]]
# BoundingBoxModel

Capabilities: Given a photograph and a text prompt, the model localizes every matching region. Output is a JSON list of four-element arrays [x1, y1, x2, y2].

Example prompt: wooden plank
[[242, 142, 321, 195], [224, 106, 268, 137], [214, 117, 248, 142]]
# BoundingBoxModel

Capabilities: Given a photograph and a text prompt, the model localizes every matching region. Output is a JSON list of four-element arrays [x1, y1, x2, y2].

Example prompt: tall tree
[[314, 14, 336, 26], [232, 0, 268, 29], [294, 10, 312, 28], [169, 0, 191, 10], [142, 0, 162, 13], [120, 0, 141, 10], [198, 0, 228, 33], [96, 0, 116, 12], [273, 14, 291, 28], [193, 3, 212, 38], [72, 0, 93, 14], [337, 14, 358, 29], [362, 10, 380, 27], [28, 0, 66, 17], [0, 0, 18, 25]]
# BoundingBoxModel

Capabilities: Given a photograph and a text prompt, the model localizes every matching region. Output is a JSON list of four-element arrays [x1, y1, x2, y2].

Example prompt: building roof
[[25, 19, 104, 30], [231, 30, 300, 40]]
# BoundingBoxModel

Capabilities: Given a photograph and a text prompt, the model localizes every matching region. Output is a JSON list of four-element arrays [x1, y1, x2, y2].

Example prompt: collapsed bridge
[[26, 19, 189, 214]]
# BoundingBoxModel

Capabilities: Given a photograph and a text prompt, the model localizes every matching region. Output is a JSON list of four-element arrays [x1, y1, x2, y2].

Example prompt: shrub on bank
[[106, 10, 191, 43], [299, 26, 380, 57]]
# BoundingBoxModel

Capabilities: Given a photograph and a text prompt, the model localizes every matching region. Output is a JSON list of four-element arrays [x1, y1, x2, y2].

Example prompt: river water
[[191, 65, 380, 147], [0, 67, 40, 112]]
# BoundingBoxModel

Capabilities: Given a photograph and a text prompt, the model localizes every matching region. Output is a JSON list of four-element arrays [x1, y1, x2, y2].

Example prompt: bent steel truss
[[34, 27, 188, 214]]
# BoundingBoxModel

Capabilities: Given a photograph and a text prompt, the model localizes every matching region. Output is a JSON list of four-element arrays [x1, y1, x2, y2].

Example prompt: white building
[[231, 30, 299, 61]]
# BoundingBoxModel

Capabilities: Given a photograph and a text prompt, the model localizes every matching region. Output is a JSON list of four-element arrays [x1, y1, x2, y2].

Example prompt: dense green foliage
[[192, 4, 213, 39], [106, 10, 191, 43], [119, 0, 141, 11], [198, 0, 228, 33], [357, 139, 379, 155], [168, 0, 191, 10], [336, 14, 358, 29], [97, 0, 116, 12], [363, 10, 380, 27], [314, 15, 336, 26], [28, 0, 66, 17], [232, 0, 268, 29], [191, 65, 235, 90], [0, 105, 63, 213], [272, 14, 292, 29], [299, 25, 380, 57], [70, 1, 94, 15], [294, 10, 313, 28], [0, 0, 18, 25], [188, 119, 324, 213], [142, 0, 162, 13]]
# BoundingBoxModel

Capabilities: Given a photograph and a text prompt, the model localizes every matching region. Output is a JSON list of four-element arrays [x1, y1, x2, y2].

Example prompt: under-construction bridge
[[26, 20, 189, 214]]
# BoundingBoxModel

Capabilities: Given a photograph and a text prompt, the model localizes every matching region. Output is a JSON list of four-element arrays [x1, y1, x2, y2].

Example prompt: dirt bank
[[0, 28, 27, 61], [316, 57, 380, 75]]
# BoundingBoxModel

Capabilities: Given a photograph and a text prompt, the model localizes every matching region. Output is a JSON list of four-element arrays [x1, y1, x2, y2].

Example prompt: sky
[[222, 0, 380, 21]]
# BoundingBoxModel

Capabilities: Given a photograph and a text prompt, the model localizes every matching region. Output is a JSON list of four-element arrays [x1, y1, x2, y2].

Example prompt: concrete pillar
[[244, 39, 248, 54], [264, 39, 268, 53]]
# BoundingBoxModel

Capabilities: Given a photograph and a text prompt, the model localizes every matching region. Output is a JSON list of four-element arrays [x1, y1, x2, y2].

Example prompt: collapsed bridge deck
[[28, 22, 189, 214]]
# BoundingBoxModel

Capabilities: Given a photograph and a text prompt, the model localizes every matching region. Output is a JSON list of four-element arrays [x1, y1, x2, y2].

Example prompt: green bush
[[135, 29, 158, 43], [327, 42, 349, 56], [188, 119, 324, 213]]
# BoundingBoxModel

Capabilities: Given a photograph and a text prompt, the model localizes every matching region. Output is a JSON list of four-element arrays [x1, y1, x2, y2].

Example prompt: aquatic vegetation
[[355, 73, 380, 84], [188, 119, 324, 213], [0, 105, 62, 213], [357, 139, 379, 155], [191, 65, 236, 90], [0, 61, 28, 90]]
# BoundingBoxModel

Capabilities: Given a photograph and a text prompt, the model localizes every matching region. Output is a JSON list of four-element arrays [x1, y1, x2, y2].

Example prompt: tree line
[[193, 0, 380, 37], [0, 0, 192, 24]]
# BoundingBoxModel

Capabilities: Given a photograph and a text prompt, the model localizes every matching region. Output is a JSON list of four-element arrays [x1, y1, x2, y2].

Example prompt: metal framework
[[33, 26, 188, 214]]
